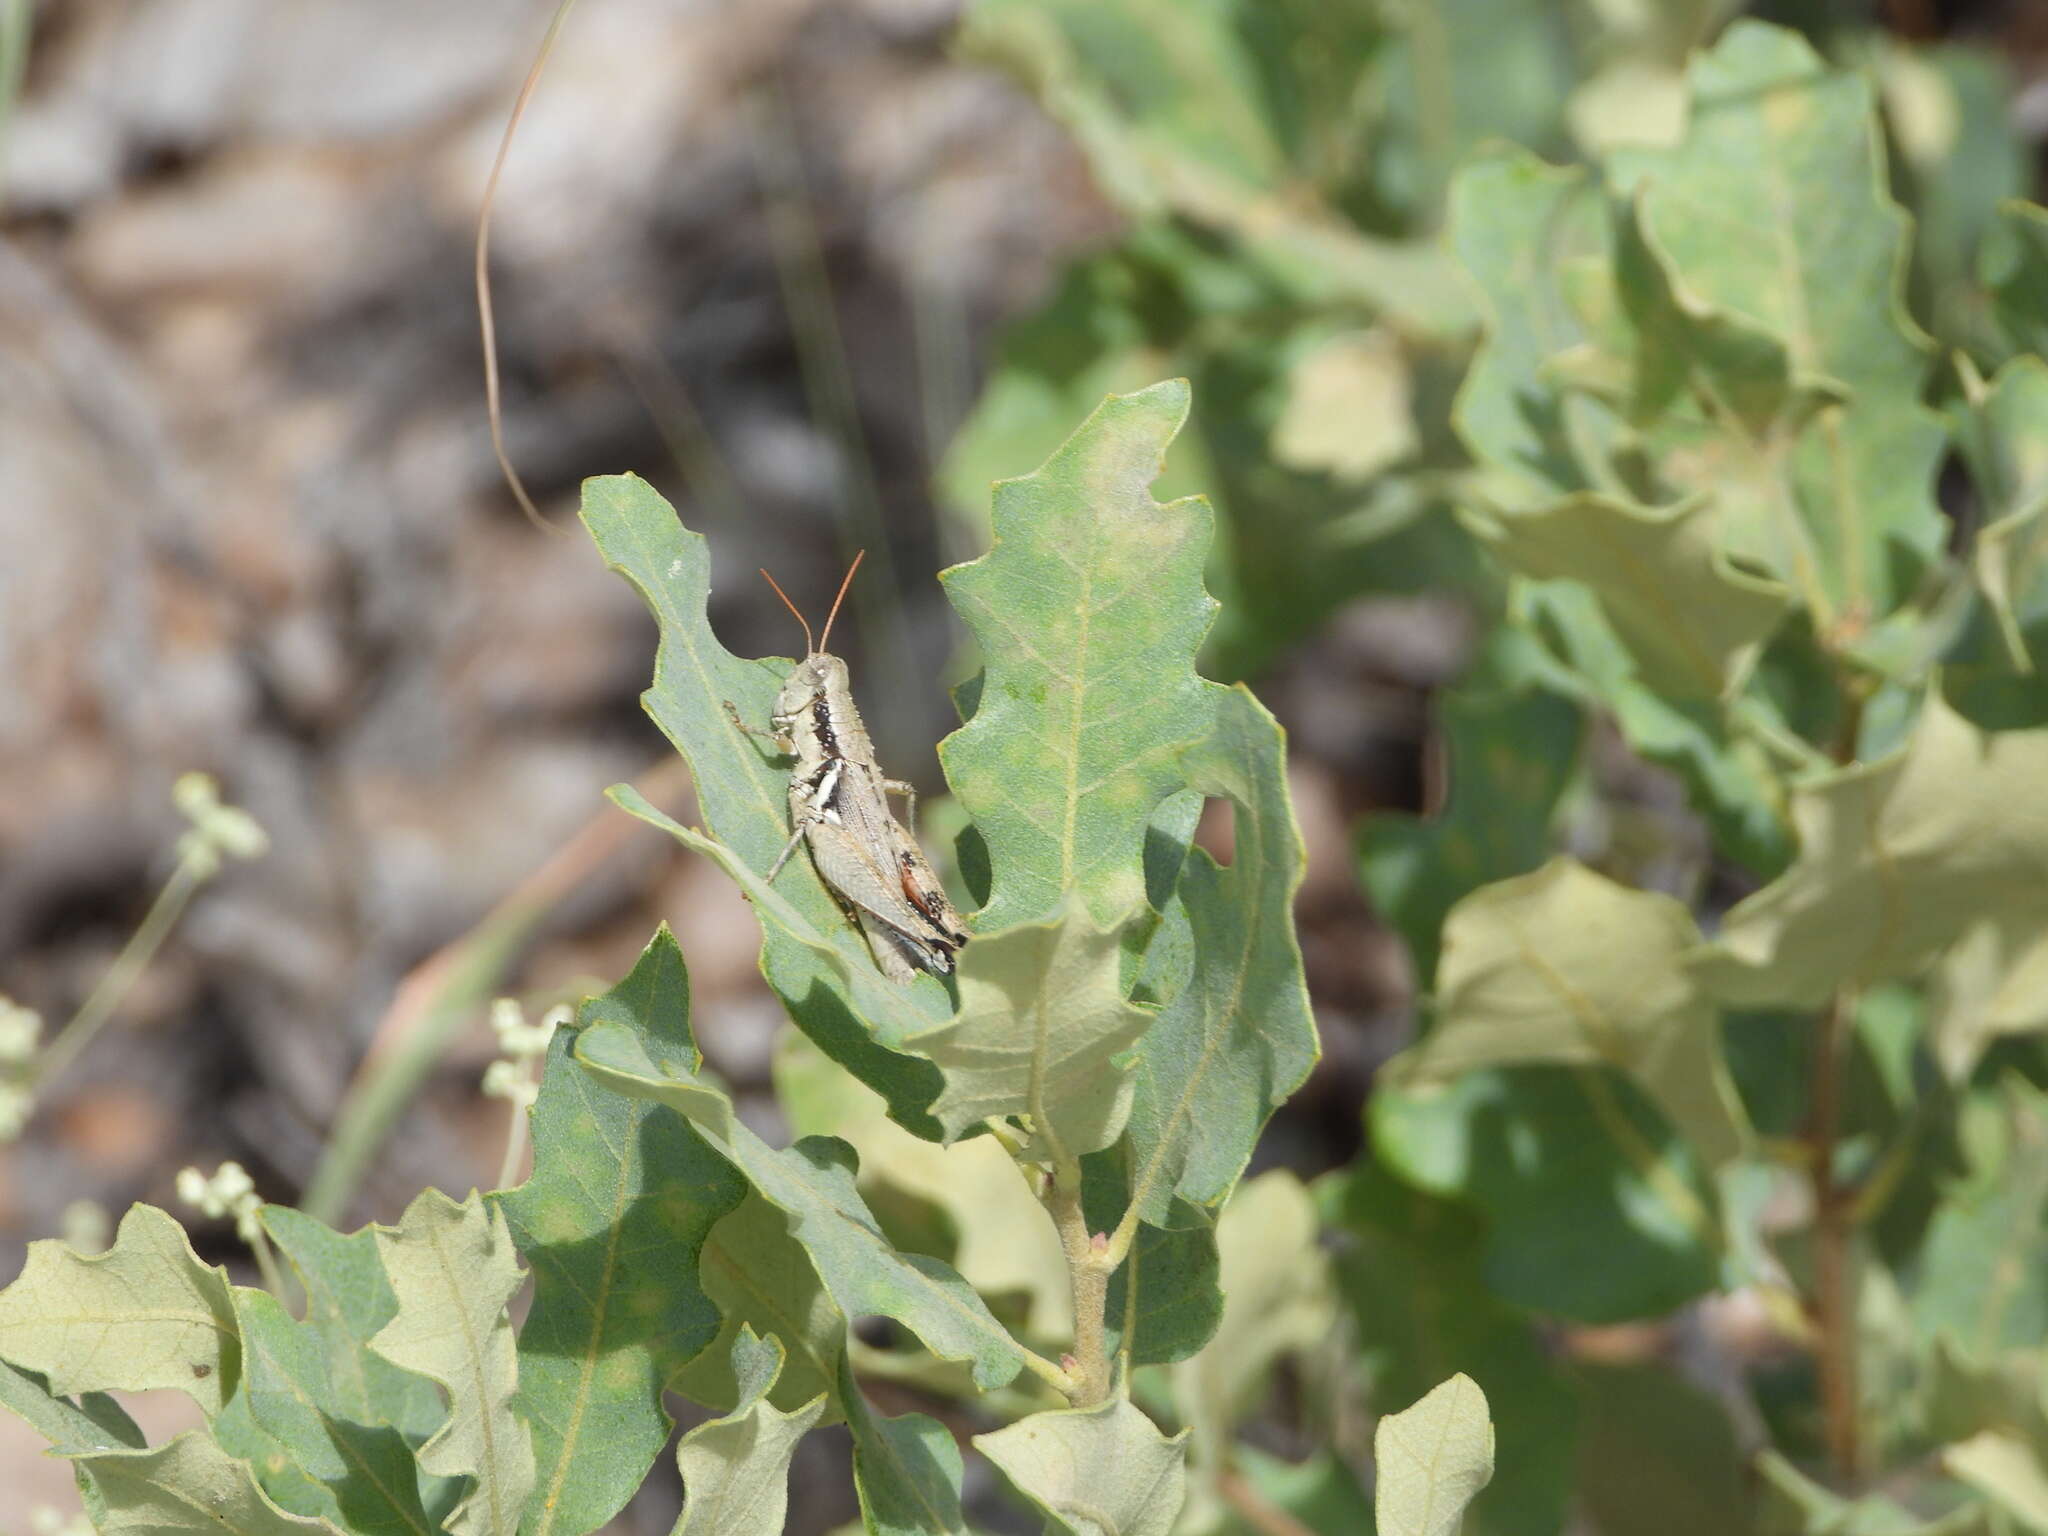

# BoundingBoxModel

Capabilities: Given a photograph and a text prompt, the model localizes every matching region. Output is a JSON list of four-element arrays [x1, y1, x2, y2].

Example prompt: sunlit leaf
[[0, 1203, 238, 1415], [976, 1396, 1188, 1536], [1697, 694, 2048, 1008], [367, 1189, 534, 1536], [1387, 858, 1749, 1167], [907, 896, 1154, 1157], [69, 1431, 344, 1535], [1374, 1374, 1495, 1536], [672, 1328, 827, 1536]]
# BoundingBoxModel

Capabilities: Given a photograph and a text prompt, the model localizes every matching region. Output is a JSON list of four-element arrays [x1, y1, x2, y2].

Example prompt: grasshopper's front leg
[[723, 699, 786, 746], [882, 778, 917, 835]]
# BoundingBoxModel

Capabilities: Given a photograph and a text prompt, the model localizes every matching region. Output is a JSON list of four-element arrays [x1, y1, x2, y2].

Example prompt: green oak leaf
[[674, 1191, 844, 1417], [259, 1206, 460, 1511], [940, 380, 1219, 929], [1373, 1068, 1719, 1323], [776, 1029, 1072, 1342], [837, 1348, 969, 1536], [229, 1286, 439, 1536], [1954, 354, 2048, 671], [572, 928, 1036, 1393], [1928, 915, 2048, 1082], [1169, 1171, 1332, 1446], [579, 473, 947, 1131], [1986, 199, 2048, 360], [497, 933, 747, 1536], [1448, 146, 1612, 509], [1120, 685, 1317, 1224], [0, 1360, 144, 1453], [1385, 858, 1750, 1168], [905, 896, 1154, 1158], [1359, 677, 1581, 986], [1609, 21, 1945, 629], [1463, 494, 1788, 700], [956, 2, 1471, 329], [69, 1431, 344, 1535], [1697, 693, 2048, 1008], [1912, 1079, 2048, 1365], [669, 1197, 969, 1535], [367, 1189, 534, 1536], [976, 1396, 1188, 1536], [1374, 1374, 1496, 1536], [672, 1328, 827, 1536], [0, 1202, 239, 1415]]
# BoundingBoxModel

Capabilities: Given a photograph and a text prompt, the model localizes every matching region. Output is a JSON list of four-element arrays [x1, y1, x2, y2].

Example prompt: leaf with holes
[[939, 380, 1219, 929]]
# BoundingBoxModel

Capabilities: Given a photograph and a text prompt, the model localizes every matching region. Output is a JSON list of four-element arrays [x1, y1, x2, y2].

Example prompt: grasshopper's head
[[775, 652, 848, 721]]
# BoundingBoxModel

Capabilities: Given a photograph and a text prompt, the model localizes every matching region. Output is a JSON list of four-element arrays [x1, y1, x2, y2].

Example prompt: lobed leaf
[[580, 474, 948, 1130], [1374, 1374, 1496, 1536], [777, 1030, 1072, 1342], [229, 1286, 439, 1536], [0, 1360, 144, 1454], [671, 1329, 827, 1536], [70, 1431, 344, 1535], [1387, 858, 1750, 1167], [1611, 21, 1945, 628], [905, 896, 1154, 1159], [1119, 686, 1317, 1224], [0, 1202, 239, 1415], [1698, 693, 2048, 1007], [498, 943, 747, 1536], [260, 1207, 448, 1443], [1462, 494, 1787, 700], [367, 1189, 534, 1536], [1944, 1433, 2048, 1532], [572, 928, 1034, 1392], [939, 380, 1219, 930], [1953, 354, 2048, 672], [975, 1396, 1188, 1536]]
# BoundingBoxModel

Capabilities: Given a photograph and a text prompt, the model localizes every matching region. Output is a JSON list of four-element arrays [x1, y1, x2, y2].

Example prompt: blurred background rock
[[2, 1, 2044, 1530]]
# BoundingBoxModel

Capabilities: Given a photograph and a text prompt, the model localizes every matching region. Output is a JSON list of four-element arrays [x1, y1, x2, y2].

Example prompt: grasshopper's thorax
[[776, 653, 876, 767]]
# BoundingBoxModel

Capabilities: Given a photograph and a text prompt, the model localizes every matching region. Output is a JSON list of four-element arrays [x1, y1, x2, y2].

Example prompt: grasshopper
[[725, 552, 969, 983]]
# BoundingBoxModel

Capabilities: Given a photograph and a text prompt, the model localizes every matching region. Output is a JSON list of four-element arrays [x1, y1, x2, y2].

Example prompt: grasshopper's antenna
[[817, 550, 864, 655], [757, 566, 815, 657]]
